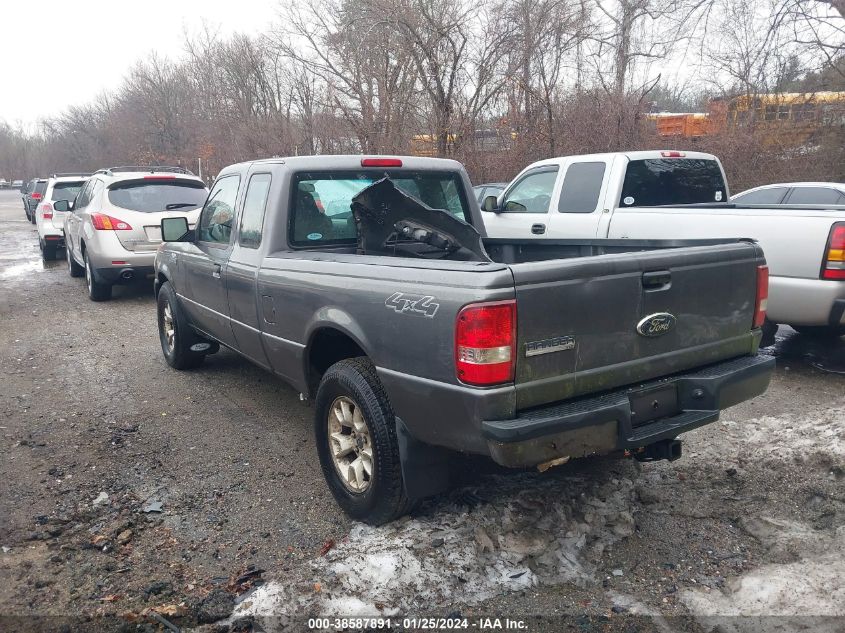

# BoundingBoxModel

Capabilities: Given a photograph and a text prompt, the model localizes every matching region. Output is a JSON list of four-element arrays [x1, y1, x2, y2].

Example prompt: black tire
[[792, 325, 845, 338], [157, 281, 206, 370], [67, 243, 84, 277], [84, 251, 112, 301], [314, 357, 412, 525], [759, 319, 778, 347]]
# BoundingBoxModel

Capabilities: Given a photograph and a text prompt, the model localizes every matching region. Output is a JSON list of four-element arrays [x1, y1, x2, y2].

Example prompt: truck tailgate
[[510, 241, 762, 410]]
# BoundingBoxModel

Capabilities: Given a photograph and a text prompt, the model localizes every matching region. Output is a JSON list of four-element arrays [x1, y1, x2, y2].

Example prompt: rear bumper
[[95, 266, 155, 284], [482, 354, 775, 468], [42, 234, 65, 247], [767, 276, 845, 326]]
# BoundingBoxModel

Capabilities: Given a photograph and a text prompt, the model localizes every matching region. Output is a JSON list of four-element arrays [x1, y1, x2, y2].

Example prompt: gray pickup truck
[[154, 155, 774, 524]]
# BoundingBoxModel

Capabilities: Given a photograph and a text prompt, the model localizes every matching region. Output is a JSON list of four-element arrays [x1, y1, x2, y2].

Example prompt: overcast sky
[[0, 0, 280, 128]]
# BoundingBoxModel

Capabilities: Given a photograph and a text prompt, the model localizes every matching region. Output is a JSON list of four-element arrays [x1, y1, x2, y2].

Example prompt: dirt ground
[[0, 188, 843, 633]]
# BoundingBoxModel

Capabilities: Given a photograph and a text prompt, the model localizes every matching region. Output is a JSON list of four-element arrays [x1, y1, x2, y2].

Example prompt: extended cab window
[[620, 159, 726, 207], [558, 162, 606, 213], [198, 175, 241, 244], [289, 170, 471, 247], [501, 168, 558, 213], [239, 173, 272, 248]]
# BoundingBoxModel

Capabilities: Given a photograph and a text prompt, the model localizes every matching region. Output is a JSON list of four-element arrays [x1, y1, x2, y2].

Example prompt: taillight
[[31, 192, 42, 200], [38, 202, 53, 219], [455, 300, 516, 386], [91, 213, 132, 231], [821, 223, 845, 281], [660, 151, 686, 158], [361, 158, 403, 167], [753, 265, 769, 328]]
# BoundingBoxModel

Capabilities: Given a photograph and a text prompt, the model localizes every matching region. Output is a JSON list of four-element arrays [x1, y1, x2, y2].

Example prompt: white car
[[60, 166, 209, 301], [732, 182, 845, 206], [480, 151, 845, 338], [35, 174, 90, 260]]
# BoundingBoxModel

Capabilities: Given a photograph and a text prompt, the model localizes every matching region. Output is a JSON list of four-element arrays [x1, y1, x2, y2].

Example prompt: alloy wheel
[[162, 303, 176, 353], [327, 396, 374, 493]]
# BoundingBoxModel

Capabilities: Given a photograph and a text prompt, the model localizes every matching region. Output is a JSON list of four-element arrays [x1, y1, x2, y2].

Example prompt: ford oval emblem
[[636, 312, 676, 337]]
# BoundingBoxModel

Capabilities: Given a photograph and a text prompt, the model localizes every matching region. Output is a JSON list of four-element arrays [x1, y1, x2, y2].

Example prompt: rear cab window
[[289, 170, 471, 247], [34, 181, 48, 196], [620, 158, 727, 207], [108, 179, 208, 213]]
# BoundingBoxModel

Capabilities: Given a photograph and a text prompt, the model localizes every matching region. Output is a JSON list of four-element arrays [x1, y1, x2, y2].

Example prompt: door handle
[[212, 264, 221, 279], [642, 270, 671, 290], [531, 223, 546, 235]]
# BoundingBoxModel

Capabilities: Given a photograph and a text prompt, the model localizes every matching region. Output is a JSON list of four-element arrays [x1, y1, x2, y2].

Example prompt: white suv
[[59, 166, 208, 301], [35, 174, 90, 260]]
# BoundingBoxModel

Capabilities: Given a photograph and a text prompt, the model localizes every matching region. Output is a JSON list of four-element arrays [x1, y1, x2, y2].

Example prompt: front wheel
[[315, 358, 412, 525], [157, 281, 206, 369]]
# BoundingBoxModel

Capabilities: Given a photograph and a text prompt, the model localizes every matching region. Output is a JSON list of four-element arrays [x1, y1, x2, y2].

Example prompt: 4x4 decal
[[385, 292, 440, 318]]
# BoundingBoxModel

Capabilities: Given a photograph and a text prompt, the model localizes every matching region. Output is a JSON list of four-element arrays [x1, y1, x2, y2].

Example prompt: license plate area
[[144, 226, 162, 241], [629, 383, 679, 428]]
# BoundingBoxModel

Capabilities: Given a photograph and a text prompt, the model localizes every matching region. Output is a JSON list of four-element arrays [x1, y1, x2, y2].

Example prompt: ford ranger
[[154, 155, 774, 524]]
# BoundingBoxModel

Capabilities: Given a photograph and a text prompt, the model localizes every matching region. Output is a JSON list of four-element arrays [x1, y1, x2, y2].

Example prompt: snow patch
[[235, 469, 638, 624], [681, 520, 845, 628], [708, 409, 845, 463]]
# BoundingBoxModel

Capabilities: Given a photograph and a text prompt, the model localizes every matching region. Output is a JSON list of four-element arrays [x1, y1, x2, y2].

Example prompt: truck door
[[226, 171, 273, 369], [545, 159, 612, 238], [181, 174, 240, 348], [480, 166, 558, 238]]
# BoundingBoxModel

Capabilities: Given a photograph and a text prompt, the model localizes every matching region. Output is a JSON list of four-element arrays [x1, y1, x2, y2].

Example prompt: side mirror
[[161, 216, 191, 242], [482, 195, 500, 212], [53, 199, 70, 212]]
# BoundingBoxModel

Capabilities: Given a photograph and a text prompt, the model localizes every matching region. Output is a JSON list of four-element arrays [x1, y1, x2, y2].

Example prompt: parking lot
[[0, 185, 843, 631]]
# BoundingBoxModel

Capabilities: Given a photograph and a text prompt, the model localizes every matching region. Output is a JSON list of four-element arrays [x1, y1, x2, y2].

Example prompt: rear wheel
[[84, 252, 112, 301], [315, 357, 412, 525], [760, 319, 778, 347], [67, 244, 84, 277], [157, 281, 206, 369]]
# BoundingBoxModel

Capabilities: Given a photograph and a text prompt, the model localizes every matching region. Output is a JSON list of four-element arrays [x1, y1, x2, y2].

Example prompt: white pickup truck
[[480, 150, 845, 338]]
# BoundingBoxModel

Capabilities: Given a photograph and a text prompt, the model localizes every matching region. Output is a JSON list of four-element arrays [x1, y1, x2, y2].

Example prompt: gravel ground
[[0, 189, 843, 633]]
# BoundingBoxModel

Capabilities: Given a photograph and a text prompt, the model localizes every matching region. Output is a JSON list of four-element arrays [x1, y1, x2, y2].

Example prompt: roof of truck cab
[[525, 150, 719, 170], [219, 155, 467, 175]]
